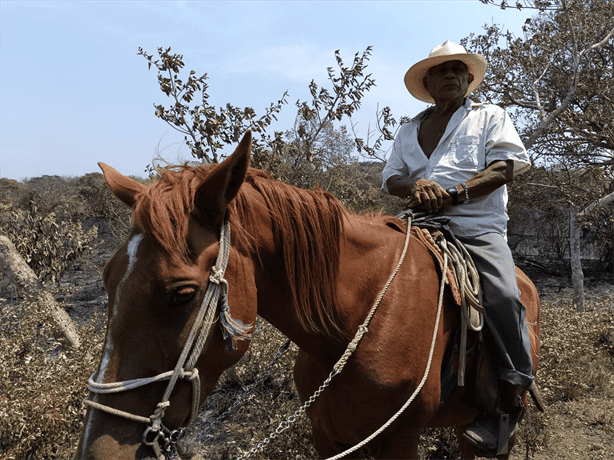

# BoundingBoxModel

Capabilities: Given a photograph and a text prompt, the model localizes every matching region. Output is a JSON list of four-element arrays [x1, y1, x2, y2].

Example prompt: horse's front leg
[[375, 432, 421, 459]]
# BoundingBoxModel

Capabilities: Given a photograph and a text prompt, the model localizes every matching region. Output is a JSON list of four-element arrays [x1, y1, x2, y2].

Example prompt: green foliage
[[0, 193, 98, 285]]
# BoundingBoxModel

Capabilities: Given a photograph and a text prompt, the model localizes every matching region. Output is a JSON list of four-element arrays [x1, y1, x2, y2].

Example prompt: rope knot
[[151, 401, 171, 421], [186, 368, 199, 381], [178, 368, 196, 380], [209, 266, 225, 284]]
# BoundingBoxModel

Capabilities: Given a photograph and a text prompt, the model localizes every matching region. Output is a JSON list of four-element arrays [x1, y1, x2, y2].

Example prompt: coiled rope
[[431, 233, 482, 386]]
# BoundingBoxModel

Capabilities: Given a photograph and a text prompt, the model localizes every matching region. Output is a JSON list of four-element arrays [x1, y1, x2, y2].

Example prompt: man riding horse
[[381, 40, 533, 455]]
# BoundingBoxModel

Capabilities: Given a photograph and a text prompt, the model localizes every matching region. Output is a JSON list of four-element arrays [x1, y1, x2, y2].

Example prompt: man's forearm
[[384, 159, 514, 212], [461, 160, 514, 202]]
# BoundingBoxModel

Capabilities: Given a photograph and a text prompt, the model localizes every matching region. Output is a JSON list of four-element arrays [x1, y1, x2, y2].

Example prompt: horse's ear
[[98, 162, 147, 208], [193, 130, 251, 227]]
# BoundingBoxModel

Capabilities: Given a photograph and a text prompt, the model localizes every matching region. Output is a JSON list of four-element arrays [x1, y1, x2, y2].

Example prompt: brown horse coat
[[75, 131, 540, 460]]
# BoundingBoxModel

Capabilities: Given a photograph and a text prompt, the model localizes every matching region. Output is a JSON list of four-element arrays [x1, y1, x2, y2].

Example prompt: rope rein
[[83, 219, 234, 457], [236, 211, 447, 460], [323, 251, 446, 460], [83, 211, 475, 460]]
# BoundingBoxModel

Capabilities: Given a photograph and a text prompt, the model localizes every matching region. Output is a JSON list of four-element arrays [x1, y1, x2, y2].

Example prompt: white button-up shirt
[[381, 99, 530, 237]]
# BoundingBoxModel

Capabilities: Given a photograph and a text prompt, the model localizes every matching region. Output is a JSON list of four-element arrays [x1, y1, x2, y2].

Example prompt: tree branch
[[579, 190, 614, 217]]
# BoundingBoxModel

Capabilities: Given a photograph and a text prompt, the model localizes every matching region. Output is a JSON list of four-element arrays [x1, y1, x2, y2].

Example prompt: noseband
[[83, 219, 251, 456]]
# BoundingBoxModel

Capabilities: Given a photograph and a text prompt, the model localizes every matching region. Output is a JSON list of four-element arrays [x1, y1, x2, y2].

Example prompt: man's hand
[[404, 179, 450, 213]]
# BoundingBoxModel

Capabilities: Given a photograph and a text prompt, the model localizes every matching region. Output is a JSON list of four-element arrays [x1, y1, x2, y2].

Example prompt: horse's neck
[[254, 213, 409, 355], [335, 215, 410, 323]]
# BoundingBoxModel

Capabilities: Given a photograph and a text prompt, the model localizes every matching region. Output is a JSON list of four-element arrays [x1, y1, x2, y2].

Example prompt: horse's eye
[[171, 286, 196, 306]]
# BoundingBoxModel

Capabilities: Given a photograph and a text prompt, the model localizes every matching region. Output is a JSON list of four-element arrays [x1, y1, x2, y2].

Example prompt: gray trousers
[[458, 233, 534, 390]]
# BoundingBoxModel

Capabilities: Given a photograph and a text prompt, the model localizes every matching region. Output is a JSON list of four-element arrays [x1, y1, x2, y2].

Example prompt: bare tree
[[0, 234, 80, 349], [465, 0, 614, 310]]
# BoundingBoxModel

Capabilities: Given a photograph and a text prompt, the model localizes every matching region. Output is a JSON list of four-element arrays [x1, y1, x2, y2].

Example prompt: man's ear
[[468, 73, 475, 85], [423, 75, 429, 91]]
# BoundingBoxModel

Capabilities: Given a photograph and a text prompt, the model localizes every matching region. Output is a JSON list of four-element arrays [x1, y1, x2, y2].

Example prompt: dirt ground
[[2, 245, 612, 459], [481, 280, 614, 460], [521, 398, 614, 460]]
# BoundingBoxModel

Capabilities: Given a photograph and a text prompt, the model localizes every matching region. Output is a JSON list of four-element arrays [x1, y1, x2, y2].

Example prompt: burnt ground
[[2, 244, 613, 459]]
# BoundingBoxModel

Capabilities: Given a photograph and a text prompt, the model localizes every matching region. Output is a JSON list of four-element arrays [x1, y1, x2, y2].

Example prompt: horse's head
[[76, 132, 257, 459]]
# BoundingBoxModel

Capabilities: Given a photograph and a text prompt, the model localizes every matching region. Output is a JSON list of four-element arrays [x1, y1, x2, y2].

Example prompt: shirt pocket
[[449, 135, 481, 170]]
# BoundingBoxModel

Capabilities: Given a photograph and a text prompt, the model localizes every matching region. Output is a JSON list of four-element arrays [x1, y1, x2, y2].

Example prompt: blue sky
[[2, 1, 534, 181]]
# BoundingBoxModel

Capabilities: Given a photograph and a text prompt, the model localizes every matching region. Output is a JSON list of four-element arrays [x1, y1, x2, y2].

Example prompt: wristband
[[459, 182, 469, 203], [446, 186, 459, 205]]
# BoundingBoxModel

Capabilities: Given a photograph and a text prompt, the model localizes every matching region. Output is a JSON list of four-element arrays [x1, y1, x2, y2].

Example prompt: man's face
[[423, 60, 474, 103]]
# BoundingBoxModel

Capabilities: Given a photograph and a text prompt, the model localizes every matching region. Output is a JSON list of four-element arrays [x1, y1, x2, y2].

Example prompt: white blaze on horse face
[[80, 233, 145, 456], [96, 233, 144, 384], [126, 233, 143, 273]]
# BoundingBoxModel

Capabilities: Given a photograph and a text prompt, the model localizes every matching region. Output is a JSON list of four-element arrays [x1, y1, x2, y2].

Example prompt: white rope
[[323, 250, 447, 460], [83, 219, 233, 448], [237, 212, 426, 460], [435, 237, 482, 386], [83, 399, 153, 425], [87, 369, 198, 394]]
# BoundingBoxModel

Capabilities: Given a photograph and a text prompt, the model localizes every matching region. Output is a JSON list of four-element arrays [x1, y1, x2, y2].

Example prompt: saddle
[[412, 224, 483, 330], [410, 215, 484, 388], [407, 217, 503, 423], [406, 213, 546, 434]]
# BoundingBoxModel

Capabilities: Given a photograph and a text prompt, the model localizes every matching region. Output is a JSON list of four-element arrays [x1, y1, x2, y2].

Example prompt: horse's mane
[[131, 164, 348, 339]]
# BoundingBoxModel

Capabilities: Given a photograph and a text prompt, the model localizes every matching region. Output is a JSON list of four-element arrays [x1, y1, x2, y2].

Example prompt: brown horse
[[75, 131, 540, 459]]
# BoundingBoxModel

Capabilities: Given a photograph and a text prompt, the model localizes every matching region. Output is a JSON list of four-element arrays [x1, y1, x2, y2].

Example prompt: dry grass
[[0, 281, 612, 459], [0, 298, 102, 459]]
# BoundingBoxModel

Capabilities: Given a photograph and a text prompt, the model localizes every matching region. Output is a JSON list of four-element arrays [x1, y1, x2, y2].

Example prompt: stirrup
[[463, 409, 521, 458]]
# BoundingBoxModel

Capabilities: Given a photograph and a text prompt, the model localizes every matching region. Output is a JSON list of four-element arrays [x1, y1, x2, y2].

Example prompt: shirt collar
[[411, 98, 479, 124]]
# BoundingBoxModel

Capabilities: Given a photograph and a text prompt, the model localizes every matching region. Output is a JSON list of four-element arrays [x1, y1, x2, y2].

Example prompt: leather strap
[[446, 186, 459, 205]]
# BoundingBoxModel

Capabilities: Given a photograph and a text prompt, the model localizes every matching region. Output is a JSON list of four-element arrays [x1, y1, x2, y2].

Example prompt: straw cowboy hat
[[404, 40, 487, 103]]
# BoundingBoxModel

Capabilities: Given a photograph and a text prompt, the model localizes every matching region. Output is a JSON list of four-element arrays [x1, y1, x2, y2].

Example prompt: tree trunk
[[569, 207, 585, 312], [0, 234, 80, 349]]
